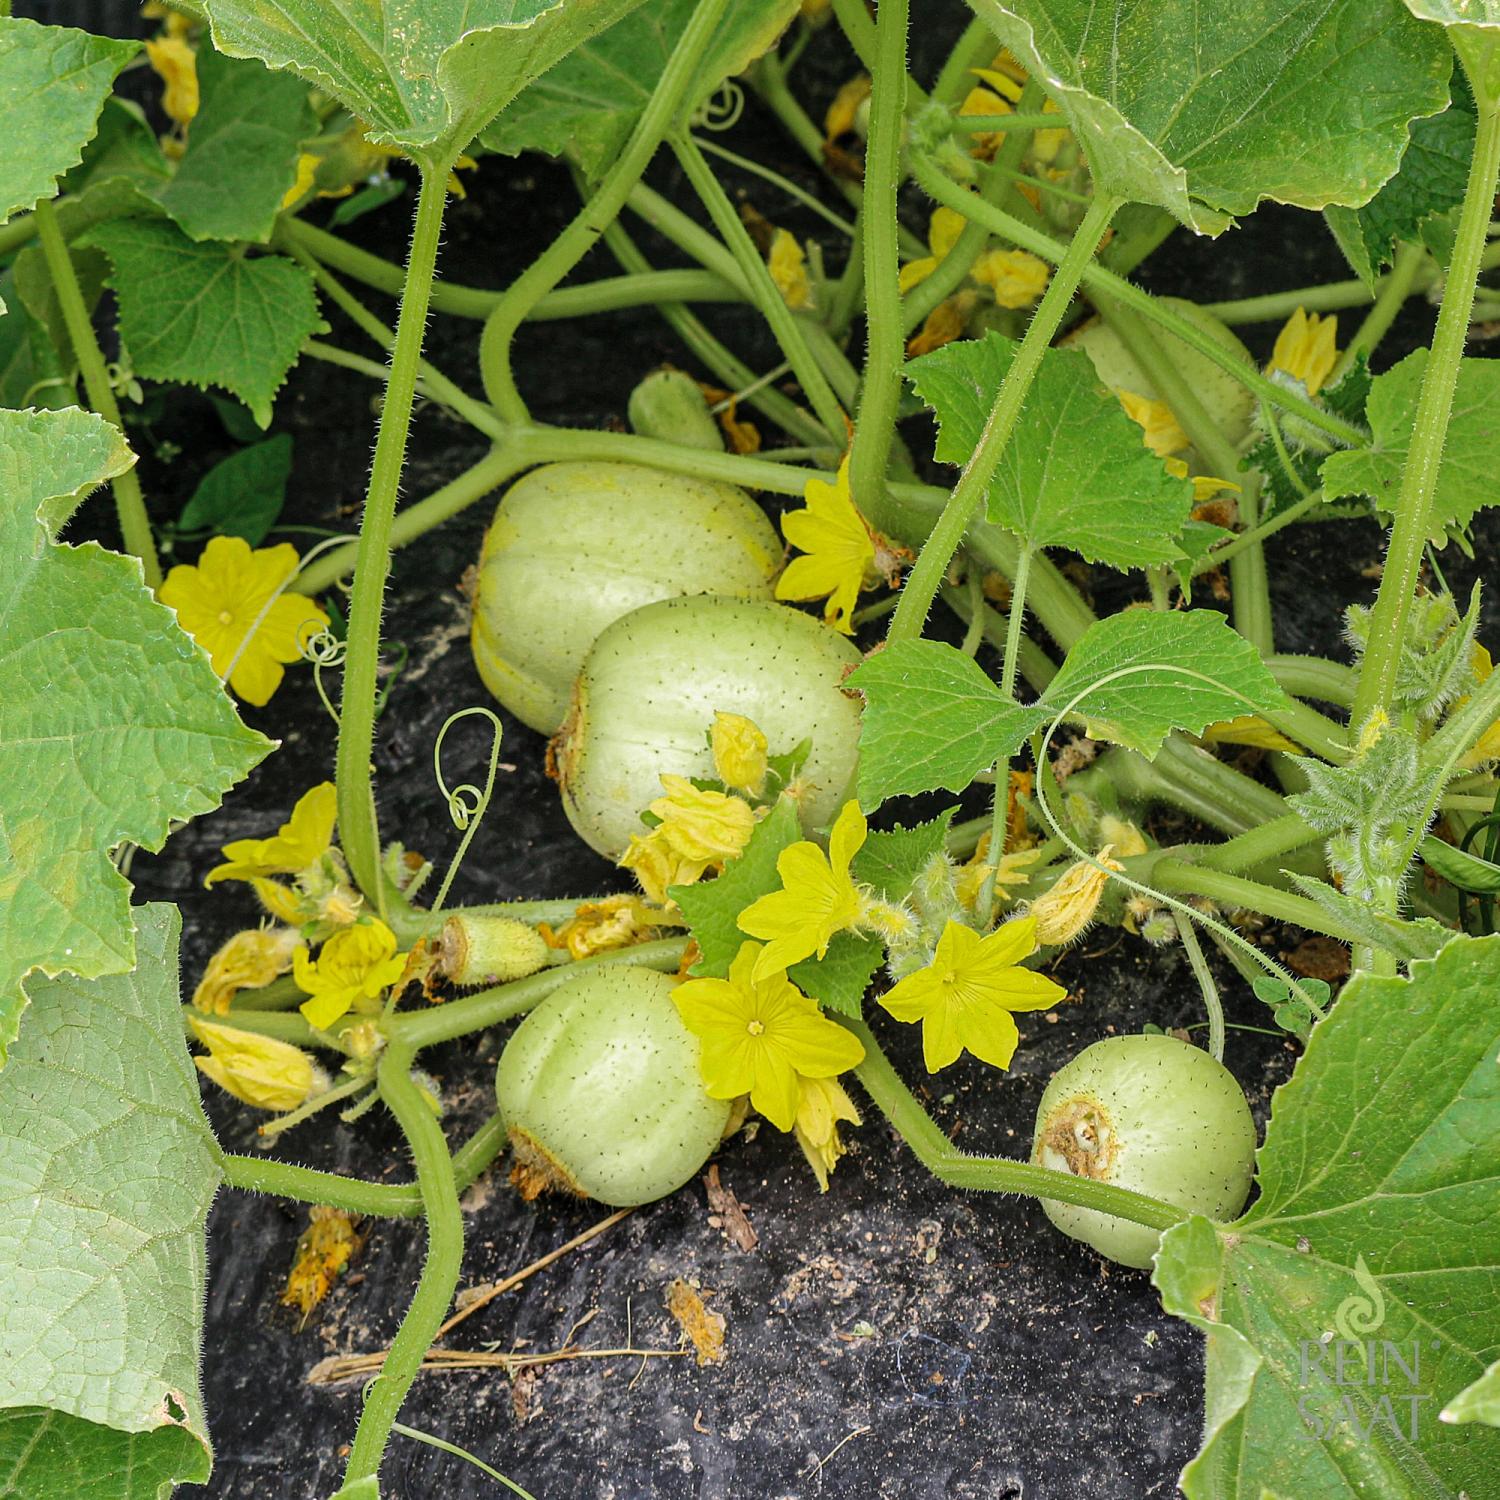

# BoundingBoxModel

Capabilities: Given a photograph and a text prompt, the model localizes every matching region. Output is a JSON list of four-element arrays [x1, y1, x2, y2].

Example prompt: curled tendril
[[694, 80, 745, 132], [430, 707, 505, 914], [1030, 660, 1327, 1022], [300, 625, 348, 729]]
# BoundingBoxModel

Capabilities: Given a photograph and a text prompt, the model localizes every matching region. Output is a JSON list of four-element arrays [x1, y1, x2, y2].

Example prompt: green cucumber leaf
[[1155, 933, 1500, 1497], [0, 407, 270, 1062], [1170, 519, 1234, 602], [1322, 350, 1500, 532], [200, 0, 650, 166], [0, 268, 71, 411], [0, 16, 138, 222], [966, 0, 1450, 234], [1324, 86, 1475, 285], [1421, 834, 1500, 894], [852, 808, 958, 904], [670, 796, 883, 1015], [907, 333, 1194, 570], [59, 97, 172, 198], [0, 905, 219, 1493], [156, 47, 316, 244], [1042, 609, 1292, 759], [482, 0, 798, 179], [848, 641, 1047, 806], [177, 432, 293, 546], [1403, 2, 1500, 108], [1441, 1358, 1500, 1426], [78, 216, 325, 427]]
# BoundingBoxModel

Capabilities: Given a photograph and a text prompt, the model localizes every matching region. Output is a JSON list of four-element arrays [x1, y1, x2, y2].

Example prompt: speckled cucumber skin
[[1031, 1033, 1257, 1269], [496, 966, 731, 1208], [471, 461, 782, 734], [557, 595, 863, 859], [1064, 297, 1258, 450]]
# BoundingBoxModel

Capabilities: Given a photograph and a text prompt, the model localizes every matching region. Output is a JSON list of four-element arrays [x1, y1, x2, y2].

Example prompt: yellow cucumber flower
[[619, 826, 708, 907], [878, 916, 1064, 1072], [823, 73, 871, 142], [672, 941, 865, 1131], [539, 894, 667, 961], [1163, 457, 1242, 503], [956, 844, 1041, 913], [1116, 390, 1189, 458], [192, 925, 300, 1014], [775, 457, 879, 634], [206, 782, 337, 887], [145, 35, 198, 127], [898, 206, 967, 293], [793, 1073, 861, 1191], [282, 1207, 363, 1320], [970, 248, 1049, 309], [769, 229, 813, 310], [1096, 815, 1149, 860], [293, 918, 408, 1030], [160, 536, 329, 706], [280, 152, 320, 210], [1028, 845, 1125, 946], [738, 800, 867, 980], [1458, 644, 1500, 767], [1270, 307, 1338, 396], [190, 1016, 324, 1111], [712, 711, 769, 797], [648, 775, 757, 864]]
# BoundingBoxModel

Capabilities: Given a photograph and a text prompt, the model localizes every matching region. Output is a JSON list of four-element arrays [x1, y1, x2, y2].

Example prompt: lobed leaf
[[200, 0, 650, 165], [79, 216, 325, 428], [0, 16, 137, 223], [967, 0, 1451, 233], [1155, 933, 1500, 1496], [907, 333, 1195, 570], [852, 809, 958, 904], [0, 905, 220, 1493], [483, 0, 799, 179], [1322, 350, 1500, 532], [0, 407, 270, 1060]]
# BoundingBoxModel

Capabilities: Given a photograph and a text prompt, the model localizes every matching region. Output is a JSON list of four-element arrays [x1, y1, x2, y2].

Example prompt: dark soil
[[36, 2, 1497, 1495]]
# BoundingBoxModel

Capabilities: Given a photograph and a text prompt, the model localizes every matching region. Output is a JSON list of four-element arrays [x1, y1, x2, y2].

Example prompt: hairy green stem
[[932, 15, 995, 106], [335, 165, 449, 904], [889, 192, 1119, 640], [342, 1042, 464, 1484], [940, 581, 1058, 691], [33, 197, 161, 588], [1153, 859, 1361, 942], [477, 0, 731, 419], [1351, 95, 1500, 731], [908, 152, 1367, 448], [847, 0, 909, 505], [847, 1019, 1186, 1229]]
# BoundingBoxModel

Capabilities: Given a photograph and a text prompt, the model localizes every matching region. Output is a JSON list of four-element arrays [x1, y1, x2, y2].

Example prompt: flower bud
[[189, 1017, 325, 1112], [711, 711, 769, 796], [1028, 845, 1125, 946]]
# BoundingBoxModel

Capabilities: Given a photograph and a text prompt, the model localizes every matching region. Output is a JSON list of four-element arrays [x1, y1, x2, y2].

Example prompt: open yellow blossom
[[793, 1073, 861, 1191], [293, 919, 407, 1030], [775, 457, 878, 633], [1028, 845, 1124, 946], [190, 1016, 324, 1111], [971, 248, 1049, 309], [540, 894, 667, 961], [1459, 644, 1500, 767], [160, 536, 329, 706], [673, 941, 865, 1131], [145, 36, 198, 127], [1117, 390, 1189, 458], [649, 775, 756, 863], [712, 711, 769, 796], [879, 916, 1065, 1072], [1270, 308, 1338, 396], [206, 782, 337, 887], [769, 229, 813, 310], [739, 800, 867, 980], [898, 206, 967, 293], [620, 826, 707, 906], [192, 926, 299, 1014]]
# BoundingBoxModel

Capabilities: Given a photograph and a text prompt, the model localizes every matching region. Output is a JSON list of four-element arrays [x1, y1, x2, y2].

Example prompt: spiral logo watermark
[[1297, 1255, 1437, 1444]]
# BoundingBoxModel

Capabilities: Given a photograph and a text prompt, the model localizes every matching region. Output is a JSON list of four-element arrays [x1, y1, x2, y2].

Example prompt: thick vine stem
[[1351, 93, 1500, 731], [907, 151, 1367, 449], [888, 191, 1121, 641], [844, 1019, 1186, 1231], [1151, 858, 1363, 945], [33, 197, 162, 588], [477, 0, 731, 420], [334, 164, 449, 904], [846, 0, 909, 507], [1174, 912, 1225, 1063], [218, 1112, 506, 1219], [342, 1041, 465, 1485]]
